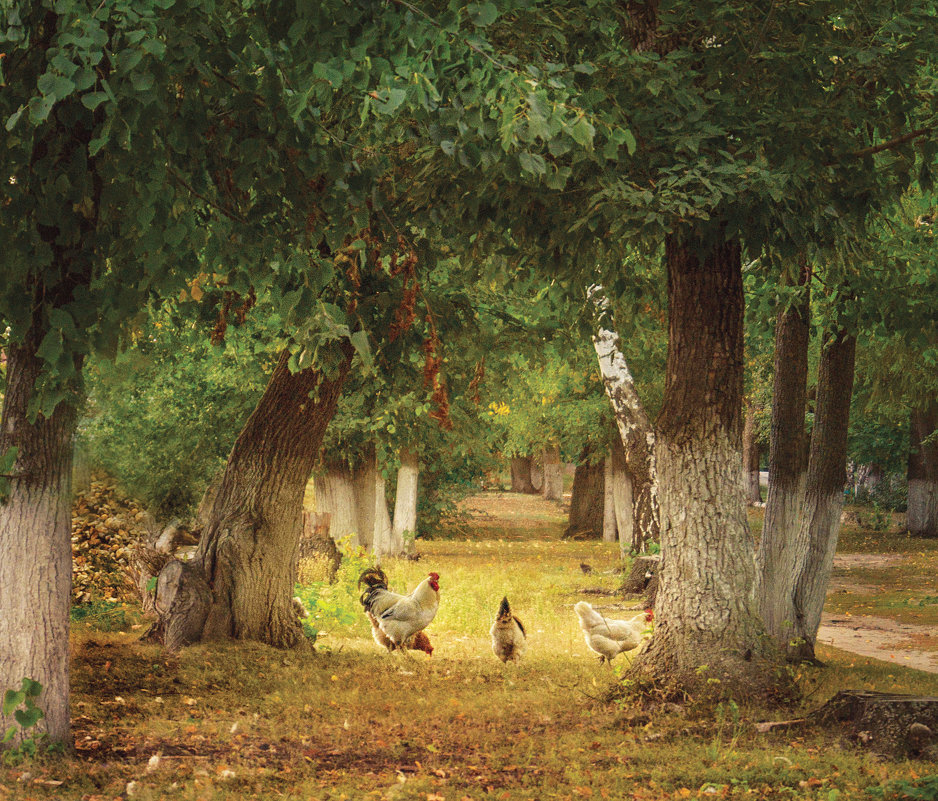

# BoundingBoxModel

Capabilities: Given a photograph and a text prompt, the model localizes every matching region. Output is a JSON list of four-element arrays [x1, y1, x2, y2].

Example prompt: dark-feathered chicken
[[490, 596, 526, 663]]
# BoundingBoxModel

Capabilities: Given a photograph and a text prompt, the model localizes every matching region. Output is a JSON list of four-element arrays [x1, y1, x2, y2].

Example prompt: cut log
[[620, 554, 661, 594], [811, 691, 938, 758], [153, 560, 213, 653]]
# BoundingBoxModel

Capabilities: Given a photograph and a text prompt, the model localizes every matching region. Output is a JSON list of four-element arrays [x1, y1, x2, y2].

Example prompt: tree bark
[[591, 286, 659, 549], [603, 456, 617, 543], [788, 330, 857, 661], [356, 449, 394, 558], [509, 455, 538, 494], [0, 329, 78, 747], [757, 266, 811, 646], [631, 232, 776, 693], [908, 402, 938, 538], [564, 449, 605, 538], [541, 445, 563, 501], [611, 438, 636, 554], [158, 349, 350, 649], [742, 401, 762, 504], [392, 448, 419, 553], [314, 463, 360, 546]]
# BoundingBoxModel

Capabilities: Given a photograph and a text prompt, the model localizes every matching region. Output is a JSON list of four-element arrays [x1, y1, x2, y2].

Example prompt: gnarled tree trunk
[[631, 233, 776, 693], [157, 349, 350, 649], [509, 455, 538, 494], [541, 445, 563, 501], [0, 328, 79, 748], [757, 266, 811, 646], [908, 402, 938, 538], [788, 330, 856, 661], [564, 448, 605, 538]]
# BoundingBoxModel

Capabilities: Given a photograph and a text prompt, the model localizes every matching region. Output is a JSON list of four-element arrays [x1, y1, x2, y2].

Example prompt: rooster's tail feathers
[[358, 567, 389, 610], [497, 596, 511, 618]]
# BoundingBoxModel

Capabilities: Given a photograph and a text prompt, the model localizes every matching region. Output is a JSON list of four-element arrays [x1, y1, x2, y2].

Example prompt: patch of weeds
[[2, 678, 63, 764], [294, 538, 372, 644], [869, 775, 938, 800], [70, 598, 128, 631]]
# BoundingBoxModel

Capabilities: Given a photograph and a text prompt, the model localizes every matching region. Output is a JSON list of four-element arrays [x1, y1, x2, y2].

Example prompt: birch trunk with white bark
[[590, 287, 659, 550], [392, 449, 419, 554]]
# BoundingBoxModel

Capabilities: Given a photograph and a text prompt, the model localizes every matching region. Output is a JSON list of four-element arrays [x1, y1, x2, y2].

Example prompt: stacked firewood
[[71, 480, 152, 604]]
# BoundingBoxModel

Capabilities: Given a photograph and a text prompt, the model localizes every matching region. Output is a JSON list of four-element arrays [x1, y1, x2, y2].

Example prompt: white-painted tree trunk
[[603, 456, 617, 543], [541, 445, 563, 501], [392, 449, 419, 554], [353, 453, 393, 559], [314, 464, 361, 548]]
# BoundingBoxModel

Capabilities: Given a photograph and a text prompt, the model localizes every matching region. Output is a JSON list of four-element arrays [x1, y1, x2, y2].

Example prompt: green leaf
[[349, 330, 373, 369], [467, 2, 498, 26], [5, 107, 24, 131], [14, 706, 43, 730], [28, 94, 56, 124], [622, 128, 637, 155], [569, 116, 595, 148], [519, 151, 546, 175], [2, 690, 25, 717]]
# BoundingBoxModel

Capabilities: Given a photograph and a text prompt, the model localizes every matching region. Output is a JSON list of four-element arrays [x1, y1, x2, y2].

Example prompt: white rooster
[[358, 567, 440, 651], [573, 601, 652, 664]]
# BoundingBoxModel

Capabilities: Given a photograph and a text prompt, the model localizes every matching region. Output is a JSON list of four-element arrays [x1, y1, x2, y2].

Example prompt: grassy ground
[[4, 493, 938, 800]]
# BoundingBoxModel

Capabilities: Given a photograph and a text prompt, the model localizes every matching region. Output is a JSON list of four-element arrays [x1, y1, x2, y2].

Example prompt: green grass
[[7, 493, 938, 800]]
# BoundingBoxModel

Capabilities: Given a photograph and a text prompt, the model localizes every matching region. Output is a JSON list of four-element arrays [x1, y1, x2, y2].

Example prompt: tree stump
[[811, 691, 938, 758], [620, 554, 661, 594], [153, 560, 213, 652]]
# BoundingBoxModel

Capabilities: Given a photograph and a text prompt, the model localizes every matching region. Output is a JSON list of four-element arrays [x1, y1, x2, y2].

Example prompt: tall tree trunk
[[611, 443, 634, 557], [591, 286, 659, 549], [0, 329, 78, 748], [159, 349, 350, 649], [509, 455, 538, 494], [632, 233, 775, 693], [564, 448, 605, 538], [907, 402, 938, 538], [603, 455, 617, 543], [392, 448, 419, 553], [788, 330, 857, 661], [757, 266, 811, 645], [541, 445, 563, 501], [741, 401, 762, 504]]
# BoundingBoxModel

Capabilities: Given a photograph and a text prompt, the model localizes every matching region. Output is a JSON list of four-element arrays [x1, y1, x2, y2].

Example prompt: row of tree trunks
[[632, 233, 776, 692], [741, 400, 762, 504], [908, 402, 938, 538], [313, 450, 402, 557], [757, 266, 812, 645], [156, 348, 351, 650], [0, 327, 79, 747]]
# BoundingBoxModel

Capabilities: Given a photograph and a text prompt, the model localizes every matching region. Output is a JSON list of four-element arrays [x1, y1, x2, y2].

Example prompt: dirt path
[[819, 553, 938, 673]]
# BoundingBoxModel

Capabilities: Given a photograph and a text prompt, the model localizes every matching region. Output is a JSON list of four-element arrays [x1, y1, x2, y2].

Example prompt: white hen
[[573, 601, 651, 664]]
